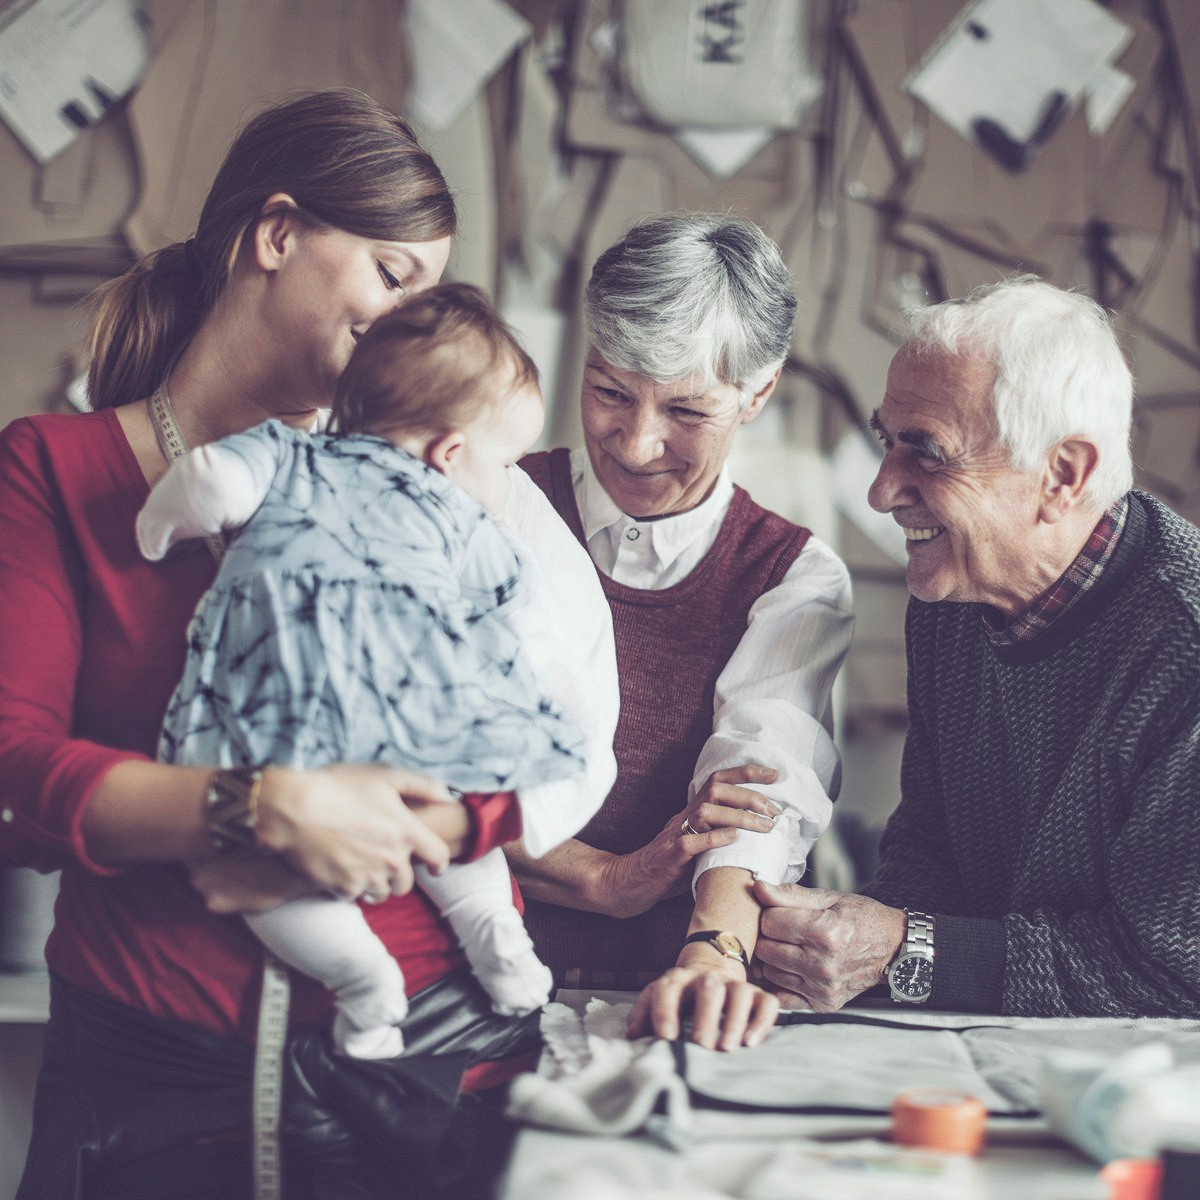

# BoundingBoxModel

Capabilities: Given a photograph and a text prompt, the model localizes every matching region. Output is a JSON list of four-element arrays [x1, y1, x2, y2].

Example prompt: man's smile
[[903, 525, 945, 542]]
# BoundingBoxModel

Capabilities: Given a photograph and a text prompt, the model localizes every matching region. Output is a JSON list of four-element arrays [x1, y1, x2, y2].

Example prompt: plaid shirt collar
[[983, 496, 1129, 646]]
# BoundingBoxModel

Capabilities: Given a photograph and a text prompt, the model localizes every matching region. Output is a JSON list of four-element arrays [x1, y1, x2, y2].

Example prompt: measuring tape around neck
[[147, 381, 290, 1200], [148, 385, 229, 565]]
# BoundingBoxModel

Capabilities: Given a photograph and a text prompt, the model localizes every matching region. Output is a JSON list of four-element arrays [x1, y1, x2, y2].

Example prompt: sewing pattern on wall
[[565, 0, 824, 178], [839, 0, 1199, 403], [903, 0, 1132, 174]]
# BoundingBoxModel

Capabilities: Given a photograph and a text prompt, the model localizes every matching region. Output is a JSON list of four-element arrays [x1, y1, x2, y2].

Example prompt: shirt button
[[1, 808, 13, 823], [626, 527, 640, 541]]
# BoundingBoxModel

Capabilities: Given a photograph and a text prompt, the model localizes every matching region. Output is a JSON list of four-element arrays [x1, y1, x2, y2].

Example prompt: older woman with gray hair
[[510, 213, 854, 1048]]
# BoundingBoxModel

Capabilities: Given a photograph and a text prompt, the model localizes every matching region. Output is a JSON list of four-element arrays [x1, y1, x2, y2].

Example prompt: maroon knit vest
[[520, 448, 811, 976]]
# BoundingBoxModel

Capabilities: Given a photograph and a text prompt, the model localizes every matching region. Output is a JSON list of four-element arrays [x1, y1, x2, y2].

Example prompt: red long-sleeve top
[[0, 409, 522, 1042]]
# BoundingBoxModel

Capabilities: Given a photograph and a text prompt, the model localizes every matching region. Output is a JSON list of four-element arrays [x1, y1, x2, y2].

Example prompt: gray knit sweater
[[863, 492, 1200, 1017]]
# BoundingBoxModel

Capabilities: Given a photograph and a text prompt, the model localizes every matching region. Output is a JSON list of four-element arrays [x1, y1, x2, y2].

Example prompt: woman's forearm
[[82, 759, 217, 865], [684, 866, 762, 959], [629, 865, 779, 1049], [505, 836, 631, 914], [83, 762, 459, 908]]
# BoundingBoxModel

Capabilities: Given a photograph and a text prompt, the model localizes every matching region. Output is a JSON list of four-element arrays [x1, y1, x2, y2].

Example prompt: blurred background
[[0, 0, 1197, 1188]]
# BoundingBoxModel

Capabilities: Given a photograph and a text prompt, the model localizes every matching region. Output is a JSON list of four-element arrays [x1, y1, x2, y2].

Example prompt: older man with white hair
[[754, 275, 1200, 1018]]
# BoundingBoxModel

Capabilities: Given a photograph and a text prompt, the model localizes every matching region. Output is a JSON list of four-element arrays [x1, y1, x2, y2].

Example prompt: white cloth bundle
[[506, 999, 691, 1139]]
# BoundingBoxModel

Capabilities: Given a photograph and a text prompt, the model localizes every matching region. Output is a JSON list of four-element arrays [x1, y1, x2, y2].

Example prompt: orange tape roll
[[891, 1088, 988, 1156], [1100, 1158, 1162, 1200]]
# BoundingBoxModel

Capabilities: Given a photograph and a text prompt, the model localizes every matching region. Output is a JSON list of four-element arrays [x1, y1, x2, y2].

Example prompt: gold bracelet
[[205, 765, 265, 854]]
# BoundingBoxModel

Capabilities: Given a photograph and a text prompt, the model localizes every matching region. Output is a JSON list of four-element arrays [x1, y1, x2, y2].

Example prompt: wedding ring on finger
[[361, 889, 387, 905], [681, 815, 700, 837]]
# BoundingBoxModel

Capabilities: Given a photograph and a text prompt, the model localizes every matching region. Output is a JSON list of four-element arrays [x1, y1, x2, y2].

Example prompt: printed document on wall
[[904, 0, 1131, 150], [0, 0, 150, 164]]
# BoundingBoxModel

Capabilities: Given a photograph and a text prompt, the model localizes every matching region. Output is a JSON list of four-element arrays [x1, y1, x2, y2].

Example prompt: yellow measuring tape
[[149, 383, 290, 1200], [252, 949, 291, 1200]]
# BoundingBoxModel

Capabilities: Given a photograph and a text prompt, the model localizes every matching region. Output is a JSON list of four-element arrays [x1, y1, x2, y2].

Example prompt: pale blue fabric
[[159, 420, 584, 791]]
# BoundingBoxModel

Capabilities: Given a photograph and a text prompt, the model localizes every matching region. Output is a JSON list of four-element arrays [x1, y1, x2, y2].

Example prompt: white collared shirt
[[569, 448, 854, 886], [501, 465, 620, 855]]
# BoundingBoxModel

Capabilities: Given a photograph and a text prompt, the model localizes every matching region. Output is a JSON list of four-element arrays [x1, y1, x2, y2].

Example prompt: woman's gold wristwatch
[[683, 929, 750, 970]]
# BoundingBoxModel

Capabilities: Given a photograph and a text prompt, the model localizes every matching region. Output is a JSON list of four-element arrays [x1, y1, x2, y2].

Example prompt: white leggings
[[246, 848, 551, 1058]]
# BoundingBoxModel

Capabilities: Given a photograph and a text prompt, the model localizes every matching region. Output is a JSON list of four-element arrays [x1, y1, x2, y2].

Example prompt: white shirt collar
[[570, 447, 735, 581]]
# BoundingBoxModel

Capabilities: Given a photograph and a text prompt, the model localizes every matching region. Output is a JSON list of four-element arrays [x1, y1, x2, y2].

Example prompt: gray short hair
[[584, 213, 797, 404], [900, 276, 1133, 510]]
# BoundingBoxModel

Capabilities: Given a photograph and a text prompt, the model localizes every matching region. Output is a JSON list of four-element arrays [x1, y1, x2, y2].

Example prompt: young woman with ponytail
[[0, 88, 557, 1200]]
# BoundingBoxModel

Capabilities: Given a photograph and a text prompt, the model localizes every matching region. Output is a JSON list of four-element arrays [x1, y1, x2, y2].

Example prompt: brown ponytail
[[86, 88, 456, 411], [86, 242, 206, 410]]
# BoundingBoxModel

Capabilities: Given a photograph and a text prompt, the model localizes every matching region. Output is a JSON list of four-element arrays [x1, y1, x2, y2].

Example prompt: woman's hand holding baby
[[254, 764, 455, 901]]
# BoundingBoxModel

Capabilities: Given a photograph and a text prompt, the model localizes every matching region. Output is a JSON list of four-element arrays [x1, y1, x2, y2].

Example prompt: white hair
[[900, 275, 1133, 510], [584, 212, 797, 407]]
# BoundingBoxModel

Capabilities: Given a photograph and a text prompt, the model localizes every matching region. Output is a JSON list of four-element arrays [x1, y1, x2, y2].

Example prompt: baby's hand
[[406, 794, 469, 867]]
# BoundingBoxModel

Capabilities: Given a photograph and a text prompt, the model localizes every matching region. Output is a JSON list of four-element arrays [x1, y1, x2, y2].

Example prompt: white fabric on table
[[507, 998, 690, 1139]]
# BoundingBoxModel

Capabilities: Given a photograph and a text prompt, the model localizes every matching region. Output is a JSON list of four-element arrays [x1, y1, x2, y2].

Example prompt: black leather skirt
[[17, 969, 541, 1200]]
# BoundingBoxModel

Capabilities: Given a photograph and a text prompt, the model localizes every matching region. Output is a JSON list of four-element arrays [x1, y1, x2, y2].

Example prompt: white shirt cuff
[[692, 822, 802, 891]]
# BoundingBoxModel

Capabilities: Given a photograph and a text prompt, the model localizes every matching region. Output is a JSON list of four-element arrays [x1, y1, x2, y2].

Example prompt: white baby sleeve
[[136, 442, 272, 561]]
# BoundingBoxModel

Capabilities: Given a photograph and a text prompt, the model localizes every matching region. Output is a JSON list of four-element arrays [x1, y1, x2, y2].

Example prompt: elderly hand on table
[[627, 951, 780, 1051], [627, 858, 781, 1052], [752, 880, 907, 1011]]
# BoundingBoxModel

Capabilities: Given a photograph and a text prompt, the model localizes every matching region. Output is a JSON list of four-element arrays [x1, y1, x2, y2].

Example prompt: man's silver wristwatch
[[885, 909, 935, 1004]]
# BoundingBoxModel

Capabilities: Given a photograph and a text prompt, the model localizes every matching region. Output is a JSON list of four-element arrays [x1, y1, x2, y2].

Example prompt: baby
[[138, 283, 607, 1058]]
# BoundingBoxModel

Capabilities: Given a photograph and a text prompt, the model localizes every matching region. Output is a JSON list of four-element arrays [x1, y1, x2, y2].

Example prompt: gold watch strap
[[205, 765, 264, 854]]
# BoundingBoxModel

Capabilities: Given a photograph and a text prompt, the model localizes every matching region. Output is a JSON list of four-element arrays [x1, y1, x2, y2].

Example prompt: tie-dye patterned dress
[[157, 419, 583, 790]]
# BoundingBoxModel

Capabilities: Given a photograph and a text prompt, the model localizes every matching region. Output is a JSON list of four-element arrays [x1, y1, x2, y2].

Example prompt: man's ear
[[1040, 437, 1100, 523], [425, 430, 466, 475], [739, 366, 783, 425], [252, 192, 303, 273]]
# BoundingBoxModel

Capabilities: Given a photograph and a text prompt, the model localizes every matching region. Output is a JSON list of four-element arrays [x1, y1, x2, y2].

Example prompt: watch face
[[890, 954, 933, 998], [714, 932, 744, 958]]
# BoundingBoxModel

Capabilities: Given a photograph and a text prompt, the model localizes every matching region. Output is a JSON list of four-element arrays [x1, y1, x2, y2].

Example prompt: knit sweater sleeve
[[867, 582, 1200, 1018], [860, 599, 1007, 1011], [862, 599, 969, 911]]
